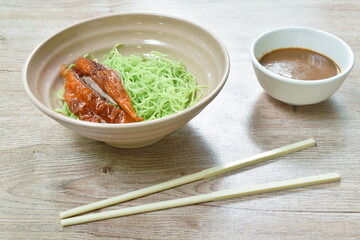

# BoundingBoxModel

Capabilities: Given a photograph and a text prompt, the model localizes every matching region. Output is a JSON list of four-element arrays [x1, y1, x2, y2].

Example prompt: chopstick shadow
[[246, 92, 344, 151], [202, 180, 341, 211]]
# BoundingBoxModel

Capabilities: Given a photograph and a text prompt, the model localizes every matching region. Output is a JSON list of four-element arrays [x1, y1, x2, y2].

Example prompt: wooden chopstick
[[61, 172, 340, 226], [60, 138, 315, 219]]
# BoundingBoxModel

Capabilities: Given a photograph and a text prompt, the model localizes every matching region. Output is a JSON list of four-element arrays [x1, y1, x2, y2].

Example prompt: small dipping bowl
[[250, 27, 355, 106]]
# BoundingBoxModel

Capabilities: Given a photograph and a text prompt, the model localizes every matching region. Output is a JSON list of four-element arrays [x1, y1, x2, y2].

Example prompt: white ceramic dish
[[23, 13, 230, 148], [250, 27, 354, 106]]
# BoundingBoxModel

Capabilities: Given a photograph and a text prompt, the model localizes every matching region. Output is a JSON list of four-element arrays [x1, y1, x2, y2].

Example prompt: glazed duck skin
[[74, 57, 143, 122], [63, 69, 100, 123], [63, 69, 134, 124]]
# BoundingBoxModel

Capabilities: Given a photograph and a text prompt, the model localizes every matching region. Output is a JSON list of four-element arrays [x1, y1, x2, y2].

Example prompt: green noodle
[[102, 44, 206, 120]]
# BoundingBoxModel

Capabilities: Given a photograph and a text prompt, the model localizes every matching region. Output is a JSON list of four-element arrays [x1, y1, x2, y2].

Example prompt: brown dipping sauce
[[259, 48, 340, 80]]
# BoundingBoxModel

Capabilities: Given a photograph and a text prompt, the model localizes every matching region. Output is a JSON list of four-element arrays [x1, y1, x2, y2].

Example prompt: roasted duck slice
[[74, 57, 143, 122], [62, 69, 100, 123], [63, 68, 134, 124]]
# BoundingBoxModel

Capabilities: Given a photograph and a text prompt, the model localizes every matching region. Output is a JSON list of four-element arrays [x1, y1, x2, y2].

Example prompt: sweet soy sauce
[[259, 48, 340, 80]]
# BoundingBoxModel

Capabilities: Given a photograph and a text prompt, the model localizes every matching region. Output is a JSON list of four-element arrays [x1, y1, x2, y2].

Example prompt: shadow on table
[[72, 123, 219, 175], [245, 92, 345, 151], [54, 124, 219, 207], [202, 179, 341, 210]]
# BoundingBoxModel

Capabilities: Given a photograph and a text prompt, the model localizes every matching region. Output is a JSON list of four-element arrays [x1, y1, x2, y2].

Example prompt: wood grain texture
[[1, 0, 360, 239]]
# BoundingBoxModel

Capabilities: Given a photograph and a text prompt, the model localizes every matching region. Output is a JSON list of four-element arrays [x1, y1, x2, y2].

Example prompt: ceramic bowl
[[250, 27, 354, 106], [23, 13, 230, 148]]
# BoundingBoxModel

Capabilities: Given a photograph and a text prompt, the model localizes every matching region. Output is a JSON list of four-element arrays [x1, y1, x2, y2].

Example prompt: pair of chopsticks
[[60, 138, 340, 226]]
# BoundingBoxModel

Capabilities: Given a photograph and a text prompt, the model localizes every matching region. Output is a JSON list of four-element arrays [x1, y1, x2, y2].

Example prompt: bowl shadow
[[71, 123, 218, 178], [246, 92, 345, 151], [55, 123, 220, 206]]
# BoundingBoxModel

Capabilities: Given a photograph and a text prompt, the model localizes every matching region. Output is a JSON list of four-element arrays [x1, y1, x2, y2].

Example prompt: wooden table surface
[[1, 0, 360, 239]]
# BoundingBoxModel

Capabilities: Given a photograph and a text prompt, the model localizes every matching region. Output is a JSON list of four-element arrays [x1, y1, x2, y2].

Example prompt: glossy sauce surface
[[259, 48, 340, 80]]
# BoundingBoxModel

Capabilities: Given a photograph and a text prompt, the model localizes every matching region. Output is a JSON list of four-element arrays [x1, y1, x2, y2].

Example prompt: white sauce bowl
[[250, 27, 355, 106]]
